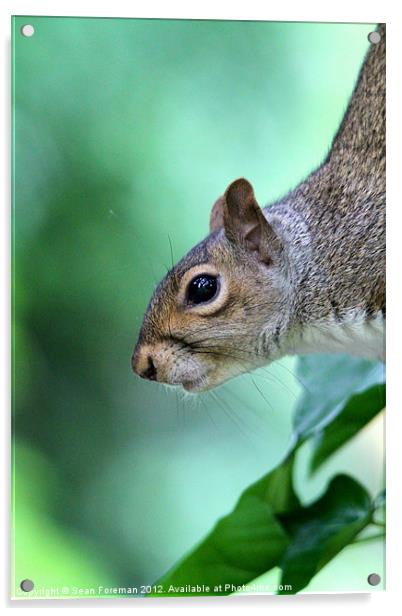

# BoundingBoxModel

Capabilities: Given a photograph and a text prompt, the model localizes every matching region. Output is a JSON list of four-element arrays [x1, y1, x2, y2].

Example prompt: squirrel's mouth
[[182, 377, 209, 393]]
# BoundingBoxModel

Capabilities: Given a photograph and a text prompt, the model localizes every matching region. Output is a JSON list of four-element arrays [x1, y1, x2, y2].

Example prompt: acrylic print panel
[[12, 16, 385, 599]]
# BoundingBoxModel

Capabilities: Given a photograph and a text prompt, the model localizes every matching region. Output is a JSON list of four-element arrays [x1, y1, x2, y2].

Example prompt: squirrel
[[132, 25, 385, 393]]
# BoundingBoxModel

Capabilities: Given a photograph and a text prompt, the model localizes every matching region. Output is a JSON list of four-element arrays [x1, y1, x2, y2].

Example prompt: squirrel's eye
[[187, 274, 218, 305]]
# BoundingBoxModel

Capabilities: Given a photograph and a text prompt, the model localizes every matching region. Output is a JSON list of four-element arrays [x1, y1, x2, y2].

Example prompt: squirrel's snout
[[131, 339, 210, 391], [131, 347, 158, 382]]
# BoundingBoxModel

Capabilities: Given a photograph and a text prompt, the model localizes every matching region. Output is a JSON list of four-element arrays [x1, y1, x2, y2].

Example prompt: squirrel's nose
[[142, 355, 157, 381], [132, 348, 158, 381]]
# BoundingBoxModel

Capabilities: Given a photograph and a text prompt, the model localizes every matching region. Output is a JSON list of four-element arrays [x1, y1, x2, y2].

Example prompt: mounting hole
[[21, 24, 35, 38], [368, 31, 381, 45], [20, 579, 34, 592], [367, 573, 381, 586]]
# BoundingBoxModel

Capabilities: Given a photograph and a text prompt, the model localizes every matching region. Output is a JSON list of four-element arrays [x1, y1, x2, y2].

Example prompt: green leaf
[[257, 449, 301, 515], [374, 490, 386, 511], [294, 354, 384, 439], [372, 490, 386, 525], [278, 474, 372, 594], [310, 383, 385, 472], [150, 453, 299, 596]]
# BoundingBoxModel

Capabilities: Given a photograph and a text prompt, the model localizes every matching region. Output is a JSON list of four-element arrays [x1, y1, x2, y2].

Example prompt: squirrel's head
[[132, 178, 289, 392]]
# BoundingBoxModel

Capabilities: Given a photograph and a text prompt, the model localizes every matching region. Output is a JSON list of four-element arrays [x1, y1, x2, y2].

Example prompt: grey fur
[[270, 23, 385, 326]]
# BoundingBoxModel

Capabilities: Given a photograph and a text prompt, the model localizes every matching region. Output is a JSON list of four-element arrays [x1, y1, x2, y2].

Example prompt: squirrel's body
[[132, 26, 385, 392], [262, 25, 385, 359]]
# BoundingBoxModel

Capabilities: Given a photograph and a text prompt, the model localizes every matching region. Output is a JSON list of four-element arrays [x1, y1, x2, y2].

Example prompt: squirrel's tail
[[328, 23, 385, 166]]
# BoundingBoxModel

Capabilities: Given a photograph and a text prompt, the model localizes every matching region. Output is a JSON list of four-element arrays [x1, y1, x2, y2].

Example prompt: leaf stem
[[351, 532, 385, 545], [371, 520, 386, 528]]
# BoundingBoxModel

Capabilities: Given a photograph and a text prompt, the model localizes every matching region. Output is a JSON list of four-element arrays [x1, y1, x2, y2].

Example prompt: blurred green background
[[12, 17, 383, 598]]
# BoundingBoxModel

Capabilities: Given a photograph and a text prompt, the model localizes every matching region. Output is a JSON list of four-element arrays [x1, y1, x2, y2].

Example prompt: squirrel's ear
[[209, 195, 225, 232], [223, 178, 281, 264]]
